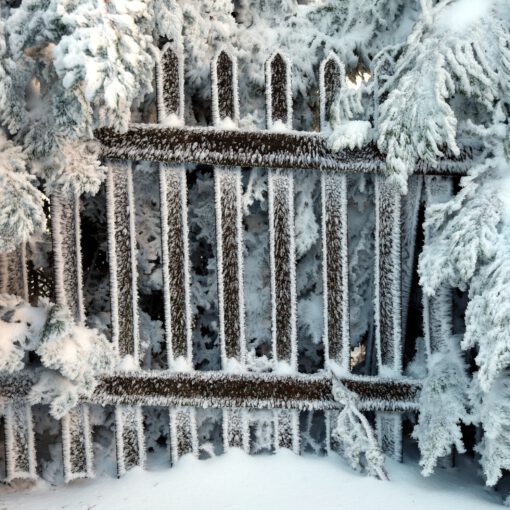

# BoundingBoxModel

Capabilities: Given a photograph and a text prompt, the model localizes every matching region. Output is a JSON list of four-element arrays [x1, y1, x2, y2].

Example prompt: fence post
[[157, 43, 199, 463], [266, 51, 299, 453], [374, 176, 403, 461], [211, 49, 250, 453], [319, 52, 350, 455], [51, 187, 94, 480], [106, 161, 145, 474]]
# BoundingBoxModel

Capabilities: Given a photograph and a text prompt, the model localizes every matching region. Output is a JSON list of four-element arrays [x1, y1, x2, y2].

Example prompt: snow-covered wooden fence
[[0, 45, 469, 482]]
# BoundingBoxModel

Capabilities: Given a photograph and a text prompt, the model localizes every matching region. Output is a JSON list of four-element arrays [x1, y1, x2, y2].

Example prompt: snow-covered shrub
[[0, 295, 116, 418]]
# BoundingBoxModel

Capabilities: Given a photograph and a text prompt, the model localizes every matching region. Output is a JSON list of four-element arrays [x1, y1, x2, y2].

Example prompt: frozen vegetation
[[0, 0, 510, 507]]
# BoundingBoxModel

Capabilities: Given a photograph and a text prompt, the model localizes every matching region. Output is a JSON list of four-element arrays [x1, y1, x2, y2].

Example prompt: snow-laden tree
[[420, 115, 510, 487], [0, 131, 46, 252], [412, 337, 469, 476], [0, 294, 116, 419]]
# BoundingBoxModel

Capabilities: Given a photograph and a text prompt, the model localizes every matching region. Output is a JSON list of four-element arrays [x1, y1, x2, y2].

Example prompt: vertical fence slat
[[51, 188, 94, 481], [212, 50, 245, 369], [222, 408, 250, 452], [375, 176, 403, 461], [212, 49, 249, 452], [423, 176, 453, 356], [115, 405, 145, 476], [106, 161, 144, 475], [0, 244, 28, 299], [4, 400, 36, 481], [319, 53, 350, 456], [266, 51, 299, 453], [157, 43, 198, 462]]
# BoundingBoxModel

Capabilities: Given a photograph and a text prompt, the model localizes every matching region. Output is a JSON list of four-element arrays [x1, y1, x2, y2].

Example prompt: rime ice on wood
[[319, 52, 345, 132], [265, 52, 297, 370], [320, 53, 350, 372], [320, 54, 351, 456], [106, 161, 140, 359], [275, 409, 300, 453], [157, 45, 193, 369], [51, 189, 85, 325], [0, 244, 28, 299], [159, 165, 193, 367], [423, 177, 453, 356], [211, 50, 245, 368], [115, 405, 145, 476], [62, 405, 94, 481], [156, 43, 184, 126], [156, 43, 198, 462], [106, 161, 144, 474], [51, 187, 93, 481], [223, 408, 249, 452], [169, 407, 199, 463], [3, 400, 36, 482], [374, 176, 403, 461], [401, 176, 423, 341]]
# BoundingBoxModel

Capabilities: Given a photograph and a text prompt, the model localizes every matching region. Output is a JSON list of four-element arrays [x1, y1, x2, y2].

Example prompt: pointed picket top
[[265, 51, 293, 129], [211, 48, 239, 127], [157, 42, 185, 125], [319, 51, 345, 130]]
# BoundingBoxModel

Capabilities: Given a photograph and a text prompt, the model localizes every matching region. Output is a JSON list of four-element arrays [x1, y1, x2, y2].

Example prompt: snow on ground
[[0, 449, 503, 510]]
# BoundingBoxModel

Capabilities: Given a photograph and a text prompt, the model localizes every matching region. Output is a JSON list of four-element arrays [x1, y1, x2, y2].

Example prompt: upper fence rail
[[96, 46, 472, 175]]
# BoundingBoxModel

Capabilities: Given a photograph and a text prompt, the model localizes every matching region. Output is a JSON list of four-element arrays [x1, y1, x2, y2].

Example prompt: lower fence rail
[[0, 371, 420, 482]]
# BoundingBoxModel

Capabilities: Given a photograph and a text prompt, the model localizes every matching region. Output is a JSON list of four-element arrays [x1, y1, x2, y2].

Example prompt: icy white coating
[[211, 48, 240, 126], [127, 165, 140, 364], [267, 170, 298, 371], [376, 412, 403, 462], [51, 192, 66, 310], [170, 407, 199, 463], [321, 172, 349, 371], [374, 176, 402, 376], [61, 404, 94, 482], [74, 191, 85, 325], [223, 408, 250, 453], [115, 405, 146, 477], [214, 167, 247, 370], [4, 400, 37, 481], [106, 165, 120, 354], [319, 51, 345, 132], [275, 409, 300, 454], [156, 43, 185, 124], [265, 50, 293, 130]]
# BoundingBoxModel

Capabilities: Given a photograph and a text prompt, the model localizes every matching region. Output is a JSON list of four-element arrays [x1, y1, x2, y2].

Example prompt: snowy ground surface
[[0, 449, 503, 510]]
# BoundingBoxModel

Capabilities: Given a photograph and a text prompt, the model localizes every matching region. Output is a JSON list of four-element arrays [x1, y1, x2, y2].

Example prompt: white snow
[[436, 0, 493, 34], [0, 449, 502, 510]]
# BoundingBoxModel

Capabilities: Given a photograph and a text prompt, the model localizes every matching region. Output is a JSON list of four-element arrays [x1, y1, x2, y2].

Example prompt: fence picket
[[51, 188, 94, 481], [375, 177, 403, 461], [3, 400, 36, 482], [0, 244, 28, 299], [319, 53, 350, 456], [106, 161, 145, 475], [211, 49, 249, 451], [266, 51, 299, 452], [157, 44, 198, 462]]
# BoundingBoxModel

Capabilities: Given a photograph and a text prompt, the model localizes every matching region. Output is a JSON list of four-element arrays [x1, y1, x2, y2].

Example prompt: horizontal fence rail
[[0, 372, 421, 412], [0, 44, 461, 483], [96, 125, 472, 175]]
